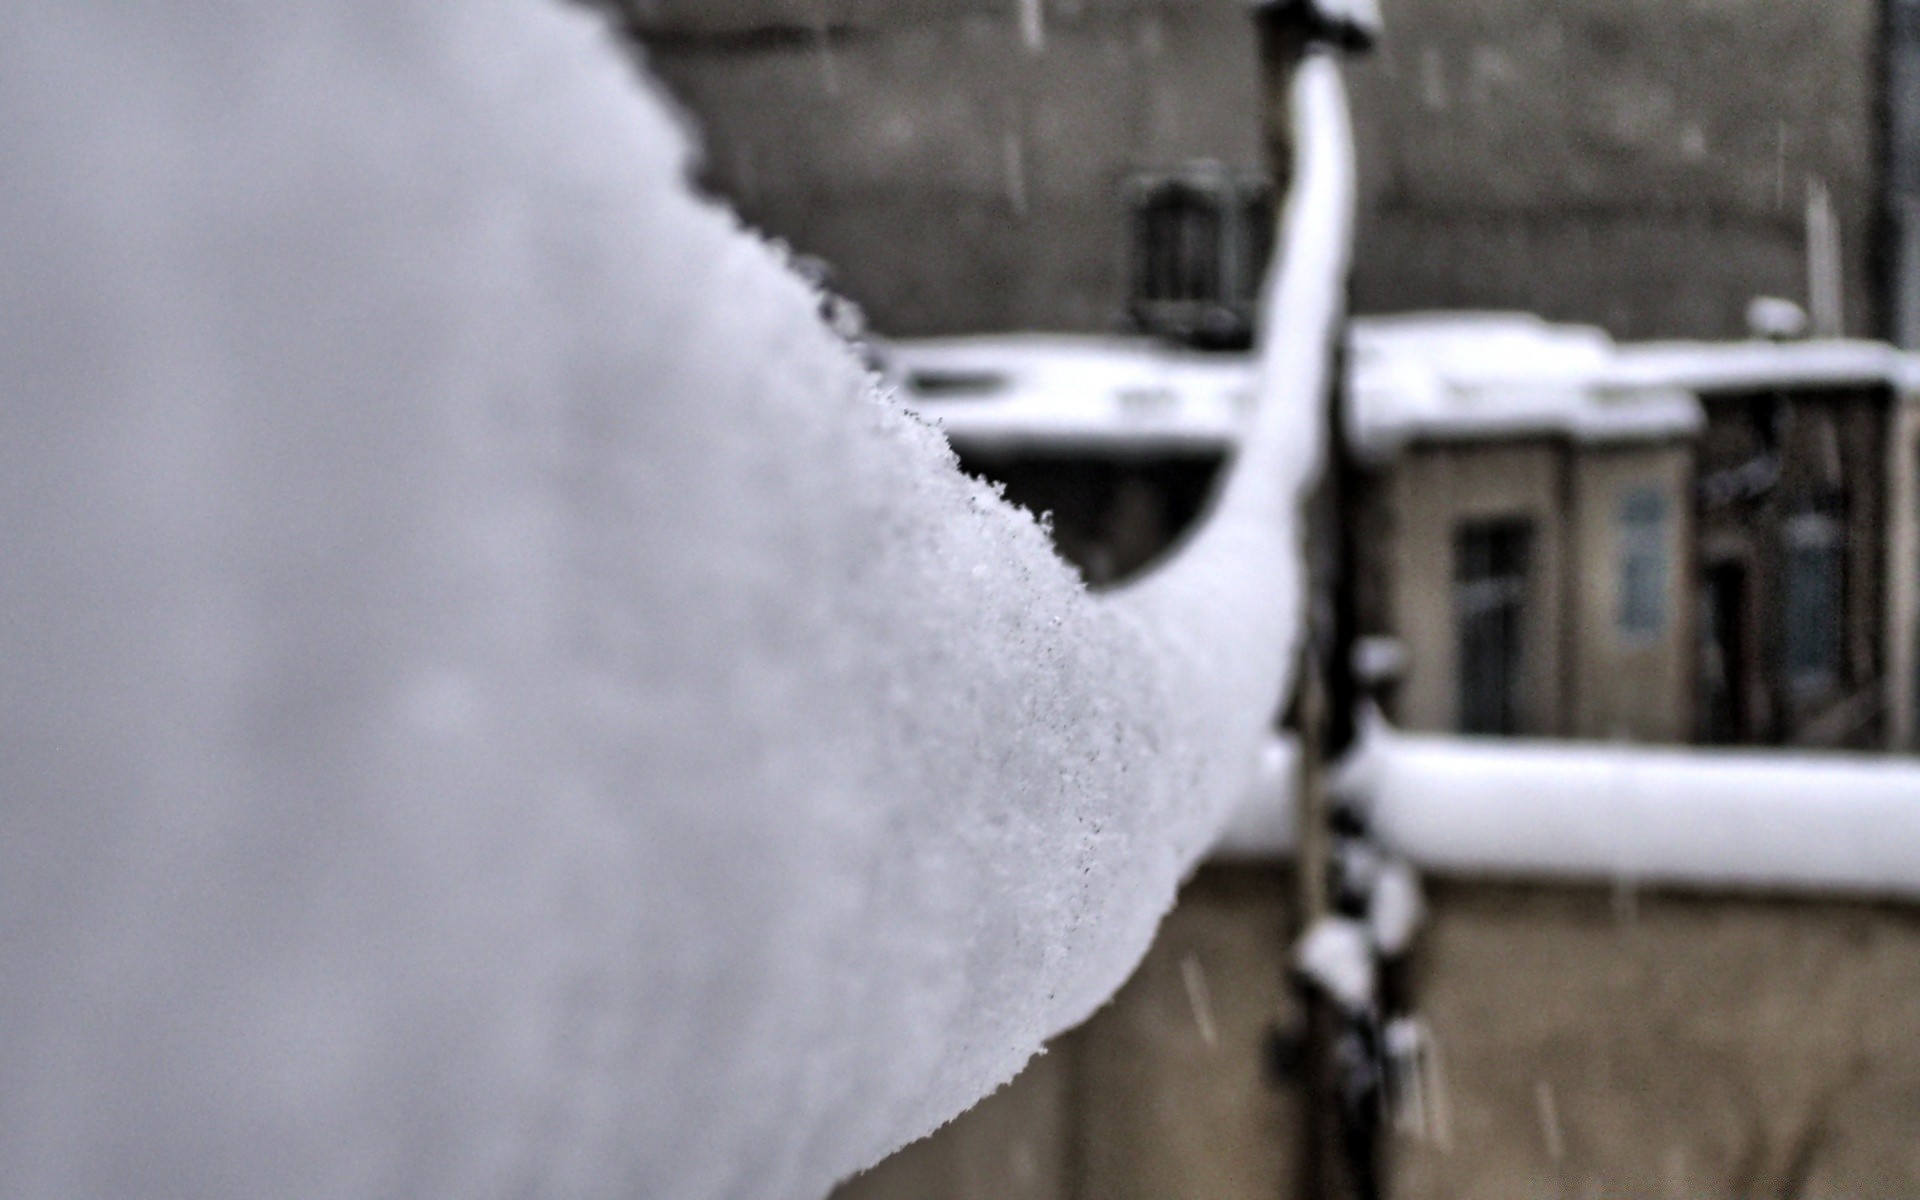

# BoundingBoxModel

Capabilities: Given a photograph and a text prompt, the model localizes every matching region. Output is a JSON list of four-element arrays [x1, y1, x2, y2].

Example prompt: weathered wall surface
[[1889, 394, 1920, 749], [621, 0, 1882, 342], [631, 0, 1263, 336], [1397, 883, 1920, 1200], [836, 872, 1920, 1200], [1344, 0, 1882, 339]]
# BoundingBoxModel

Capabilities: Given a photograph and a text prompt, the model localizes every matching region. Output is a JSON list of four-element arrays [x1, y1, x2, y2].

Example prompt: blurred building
[[1346, 316, 1702, 744], [890, 319, 1920, 751], [610, 0, 1882, 343], [596, 4, 1920, 1197], [1610, 340, 1920, 748]]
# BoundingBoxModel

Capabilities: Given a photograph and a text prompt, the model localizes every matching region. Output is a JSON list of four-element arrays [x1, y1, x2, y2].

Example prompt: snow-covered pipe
[[1357, 728, 1920, 898]]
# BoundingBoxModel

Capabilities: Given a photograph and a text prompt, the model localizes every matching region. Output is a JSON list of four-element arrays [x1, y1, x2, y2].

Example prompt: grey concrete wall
[[1344, 0, 1883, 340], [620, 0, 1883, 342], [632, 0, 1264, 336], [1889, 394, 1920, 749], [1383, 440, 1569, 736], [1566, 443, 1695, 742]]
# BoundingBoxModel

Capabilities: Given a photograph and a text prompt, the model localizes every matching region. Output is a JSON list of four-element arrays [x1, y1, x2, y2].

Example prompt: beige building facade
[[1369, 437, 1695, 742], [1348, 315, 1702, 743]]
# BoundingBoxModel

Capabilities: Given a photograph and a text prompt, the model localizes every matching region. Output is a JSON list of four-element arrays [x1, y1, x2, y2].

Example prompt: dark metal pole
[[1252, 6, 1374, 1199]]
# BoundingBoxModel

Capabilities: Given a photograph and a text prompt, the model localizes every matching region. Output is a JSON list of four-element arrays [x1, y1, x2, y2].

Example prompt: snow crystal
[[0, 7, 1353, 1199]]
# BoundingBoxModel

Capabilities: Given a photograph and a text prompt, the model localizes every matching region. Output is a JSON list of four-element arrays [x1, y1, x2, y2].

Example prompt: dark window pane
[[1456, 519, 1532, 735], [1782, 510, 1843, 692]]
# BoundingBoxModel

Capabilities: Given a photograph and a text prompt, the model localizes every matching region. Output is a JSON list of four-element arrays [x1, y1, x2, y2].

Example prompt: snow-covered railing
[[0, 7, 1354, 1200], [1216, 721, 1920, 901], [1349, 725, 1920, 899]]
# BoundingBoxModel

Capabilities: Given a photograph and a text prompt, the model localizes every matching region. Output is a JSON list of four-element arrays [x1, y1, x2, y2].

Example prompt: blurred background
[[594, 2, 1920, 1196]]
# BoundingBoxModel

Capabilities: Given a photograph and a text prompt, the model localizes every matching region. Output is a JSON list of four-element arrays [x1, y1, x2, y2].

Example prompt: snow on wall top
[[887, 334, 1254, 455], [888, 312, 1705, 464], [0, 5, 1353, 1199], [1347, 313, 1702, 460], [1602, 338, 1920, 395]]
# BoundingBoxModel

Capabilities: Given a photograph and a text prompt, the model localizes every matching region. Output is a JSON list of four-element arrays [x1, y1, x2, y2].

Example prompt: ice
[[0, 6, 1352, 1199]]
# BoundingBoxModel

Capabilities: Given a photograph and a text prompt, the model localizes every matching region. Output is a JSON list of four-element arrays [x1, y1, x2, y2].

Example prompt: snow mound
[[0, 5, 1348, 1199]]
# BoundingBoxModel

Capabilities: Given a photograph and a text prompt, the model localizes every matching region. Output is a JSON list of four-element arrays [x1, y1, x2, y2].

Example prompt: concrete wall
[[631, 0, 1264, 337], [1566, 443, 1696, 742], [620, 0, 1883, 342], [1396, 883, 1920, 1200], [1381, 440, 1569, 736], [834, 870, 1920, 1200], [1344, 0, 1882, 340], [1887, 392, 1920, 749]]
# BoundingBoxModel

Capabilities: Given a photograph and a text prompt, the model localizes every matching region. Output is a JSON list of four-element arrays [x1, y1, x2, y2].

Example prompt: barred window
[[1127, 165, 1273, 349]]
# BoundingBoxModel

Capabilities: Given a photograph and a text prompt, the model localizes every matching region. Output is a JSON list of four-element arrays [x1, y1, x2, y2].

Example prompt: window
[[1616, 487, 1670, 637], [1127, 165, 1273, 348], [1782, 507, 1844, 693], [1456, 519, 1532, 735], [906, 369, 1008, 399]]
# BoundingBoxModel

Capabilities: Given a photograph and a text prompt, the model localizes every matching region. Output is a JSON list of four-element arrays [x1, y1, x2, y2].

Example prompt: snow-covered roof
[[886, 334, 1255, 455], [1348, 313, 1703, 460], [890, 316, 1920, 466]]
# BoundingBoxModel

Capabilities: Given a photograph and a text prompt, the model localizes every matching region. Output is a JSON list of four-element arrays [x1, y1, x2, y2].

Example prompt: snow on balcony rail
[[0, 5, 1352, 1199], [1212, 720, 1920, 901], [1350, 723, 1920, 898]]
